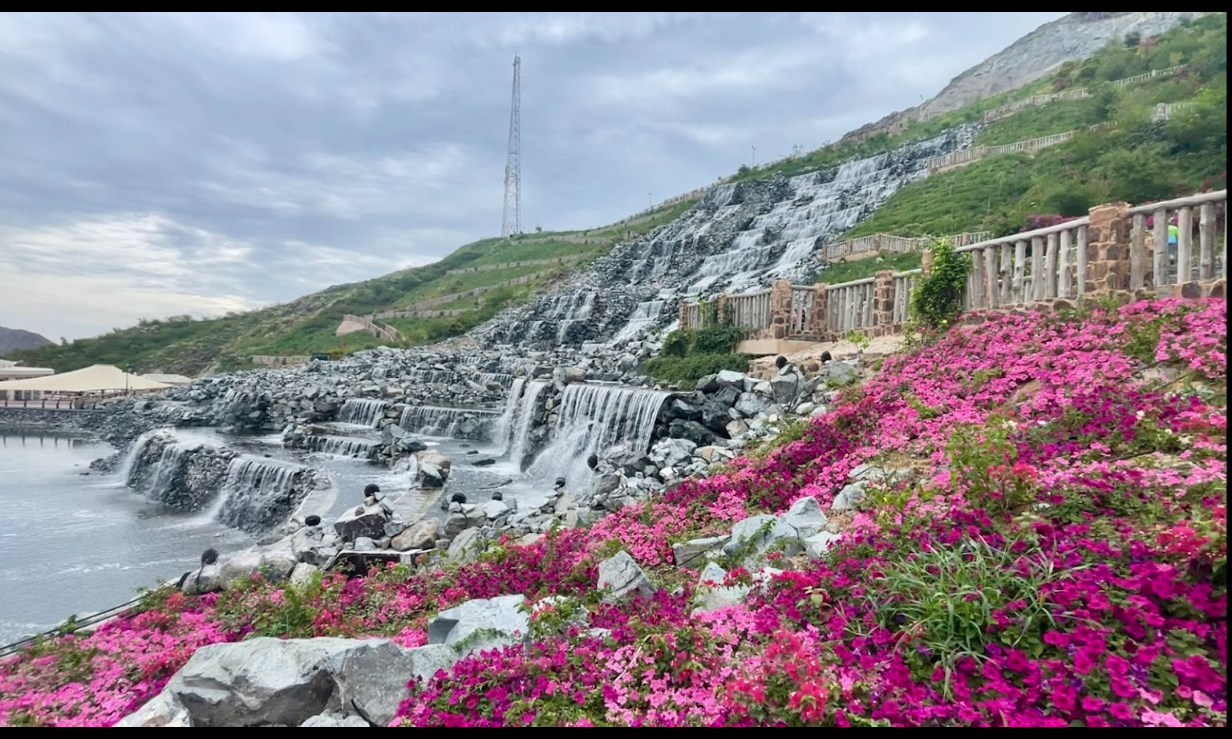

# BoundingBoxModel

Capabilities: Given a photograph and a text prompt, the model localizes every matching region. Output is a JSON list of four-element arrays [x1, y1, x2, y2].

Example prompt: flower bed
[[1, 297, 1225, 727]]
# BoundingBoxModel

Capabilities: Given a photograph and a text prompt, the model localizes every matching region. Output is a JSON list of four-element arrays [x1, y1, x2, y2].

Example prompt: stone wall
[[0, 408, 107, 434]]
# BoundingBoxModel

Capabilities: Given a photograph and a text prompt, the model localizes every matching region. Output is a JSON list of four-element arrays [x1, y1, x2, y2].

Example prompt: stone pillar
[[769, 279, 793, 340], [1084, 201, 1132, 294], [921, 247, 935, 277], [678, 301, 690, 330], [810, 284, 829, 341], [873, 270, 896, 335], [717, 293, 730, 325]]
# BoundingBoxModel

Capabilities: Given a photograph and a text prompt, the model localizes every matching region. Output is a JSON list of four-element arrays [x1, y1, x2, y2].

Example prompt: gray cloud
[[0, 11, 1064, 340]]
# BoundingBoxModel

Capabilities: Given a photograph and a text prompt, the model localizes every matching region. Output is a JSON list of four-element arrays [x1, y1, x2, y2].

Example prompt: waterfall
[[528, 383, 668, 487], [491, 377, 527, 454], [609, 300, 665, 344], [398, 405, 499, 438], [550, 292, 596, 344], [507, 380, 549, 468], [338, 398, 389, 427], [130, 440, 188, 498], [301, 435, 378, 458], [115, 430, 159, 484], [215, 456, 310, 533]]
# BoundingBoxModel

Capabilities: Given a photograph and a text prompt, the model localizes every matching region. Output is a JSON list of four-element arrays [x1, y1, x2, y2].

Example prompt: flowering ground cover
[[1, 297, 1225, 727]]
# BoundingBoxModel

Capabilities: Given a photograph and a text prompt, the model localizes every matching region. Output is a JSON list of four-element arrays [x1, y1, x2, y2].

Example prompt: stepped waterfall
[[528, 383, 668, 489], [337, 398, 389, 427]]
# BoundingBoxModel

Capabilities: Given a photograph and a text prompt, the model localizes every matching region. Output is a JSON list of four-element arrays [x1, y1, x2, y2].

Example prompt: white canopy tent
[[0, 364, 171, 395]]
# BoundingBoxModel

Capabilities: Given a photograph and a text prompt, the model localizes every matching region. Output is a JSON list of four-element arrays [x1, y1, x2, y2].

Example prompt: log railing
[[678, 189, 1227, 343]]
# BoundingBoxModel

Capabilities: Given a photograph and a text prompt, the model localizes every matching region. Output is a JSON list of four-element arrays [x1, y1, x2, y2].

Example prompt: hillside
[[0, 326, 52, 357], [10, 12, 1224, 375], [3, 297, 1225, 726], [916, 12, 1205, 119]]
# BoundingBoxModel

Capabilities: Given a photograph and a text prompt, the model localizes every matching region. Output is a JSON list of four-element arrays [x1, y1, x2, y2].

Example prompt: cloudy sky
[[0, 12, 1065, 341]]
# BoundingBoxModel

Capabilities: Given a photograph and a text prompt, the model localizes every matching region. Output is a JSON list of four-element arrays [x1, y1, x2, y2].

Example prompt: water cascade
[[491, 377, 527, 454], [398, 405, 499, 440], [609, 300, 665, 344], [337, 398, 389, 427], [528, 383, 669, 488], [506, 380, 550, 469], [215, 456, 313, 534], [299, 435, 379, 459]]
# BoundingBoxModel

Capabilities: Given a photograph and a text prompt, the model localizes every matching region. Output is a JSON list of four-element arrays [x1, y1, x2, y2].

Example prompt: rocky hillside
[[915, 12, 1205, 119], [9, 13, 1225, 375], [1, 296, 1223, 727], [0, 326, 52, 356]]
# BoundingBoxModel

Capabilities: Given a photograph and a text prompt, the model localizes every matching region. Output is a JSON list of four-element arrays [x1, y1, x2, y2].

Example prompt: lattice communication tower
[[500, 56, 522, 238]]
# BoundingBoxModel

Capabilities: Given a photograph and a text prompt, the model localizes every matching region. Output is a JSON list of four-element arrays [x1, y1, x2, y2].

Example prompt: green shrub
[[661, 329, 693, 358], [691, 325, 747, 354], [910, 240, 971, 331], [643, 354, 750, 388]]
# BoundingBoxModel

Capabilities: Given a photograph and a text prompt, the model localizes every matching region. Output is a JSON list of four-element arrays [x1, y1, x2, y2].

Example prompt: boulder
[[333, 504, 389, 543], [138, 637, 442, 728], [596, 550, 655, 601], [115, 691, 193, 727], [447, 528, 485, 561], [672, 535, 730, 567], [417, 462, 447, 488], [805, 531, 842, 558], [767, 496, 831, 556], [302, 713, 370, 727], [831, 481, 867, 512], [427, 595, 529, 653], [289, 563, 320, 586], [390, 520, 437, 551], [721, 514, 777, 558]]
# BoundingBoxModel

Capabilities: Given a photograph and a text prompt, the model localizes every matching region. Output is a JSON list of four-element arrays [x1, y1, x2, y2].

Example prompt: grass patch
[[811, 252, 923, 285]]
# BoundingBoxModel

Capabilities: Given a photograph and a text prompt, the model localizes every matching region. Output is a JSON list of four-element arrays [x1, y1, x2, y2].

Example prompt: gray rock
[[448, 528, 485, 561], [672, 535, 730, 567], [391, 520, 438, 551], [289, 562, 320, 586], [697, 561, 727, 586], [115, 691, 193, 727], [145, 637, 428, 728], [804, 531, 842, 558], [831, 481, 867, 512], [596, 550, 655, 601], [353, 537, 377, 551], [767, 496, 831, 557], [333, 505, 389, 543], [302, 713, 370, 727], [721, 514, 777, 558], [483, 499, 511, 520], [427, 594, 529, 653]]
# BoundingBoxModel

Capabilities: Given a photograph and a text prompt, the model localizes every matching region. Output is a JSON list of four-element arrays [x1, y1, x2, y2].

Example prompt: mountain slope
[[10, 12, 1225, 375], [0, 326, 53, 357], [916, 12, 1205, 119]]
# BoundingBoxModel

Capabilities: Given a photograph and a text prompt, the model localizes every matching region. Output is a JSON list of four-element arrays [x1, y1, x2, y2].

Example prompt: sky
[[0, 11, 1066, 341]]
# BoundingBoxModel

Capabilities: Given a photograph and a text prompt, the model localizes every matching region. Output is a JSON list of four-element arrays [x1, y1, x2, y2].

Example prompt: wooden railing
[[679, 190, 1227, 344], [821, 231, 991, 261], [445, 253, 587, 276], [980, 65, 1187, 123], [727, 289, 772, 331]]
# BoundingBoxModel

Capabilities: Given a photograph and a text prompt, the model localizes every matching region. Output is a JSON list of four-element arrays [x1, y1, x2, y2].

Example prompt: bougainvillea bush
[[1, 297, 1225, 727]]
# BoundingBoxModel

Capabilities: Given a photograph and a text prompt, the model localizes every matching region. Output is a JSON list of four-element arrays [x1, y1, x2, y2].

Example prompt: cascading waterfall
[[506, 380, 549, 469], [398, 405, 499, 438], [491, 377, 527, 454], [609, 300, 665, 344], [115, 430, 159, 484], [528, 383, 668, 488], [215, 456, 309, 533], [300, 435, 378, 458], [338, 398, 389, 427], [404, 370, 514, 388], [128, 440, 188, 498], [551, 293, 596, 343]]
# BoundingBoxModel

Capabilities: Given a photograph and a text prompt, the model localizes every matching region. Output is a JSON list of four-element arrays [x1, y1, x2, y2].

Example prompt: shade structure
[[0, 364, 171, 393]]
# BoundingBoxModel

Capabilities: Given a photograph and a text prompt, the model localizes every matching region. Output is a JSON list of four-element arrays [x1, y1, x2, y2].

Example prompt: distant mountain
[[0, 326, 54, 357]]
